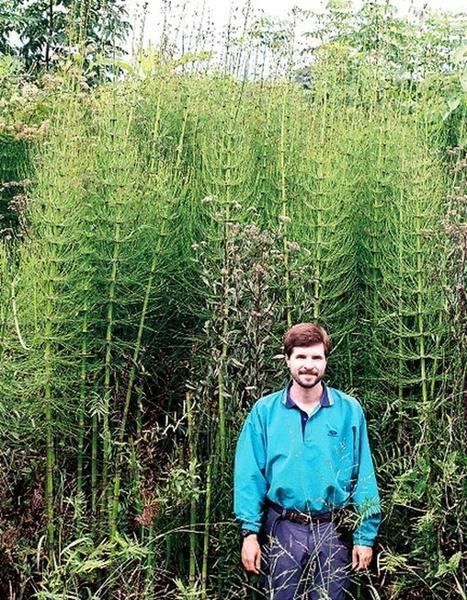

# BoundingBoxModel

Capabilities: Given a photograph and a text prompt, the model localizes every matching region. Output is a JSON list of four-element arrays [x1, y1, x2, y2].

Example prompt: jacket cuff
[[352, 512, 381, 547], [240, 521, 261, 533], [352, 536, 374, 547]]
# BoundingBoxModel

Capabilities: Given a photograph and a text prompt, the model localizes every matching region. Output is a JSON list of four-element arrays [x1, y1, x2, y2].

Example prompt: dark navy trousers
[[259, 507, 352, 600]]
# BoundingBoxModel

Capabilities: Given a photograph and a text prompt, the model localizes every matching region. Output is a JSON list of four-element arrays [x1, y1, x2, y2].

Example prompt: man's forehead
[[290, 344, 325, 355]]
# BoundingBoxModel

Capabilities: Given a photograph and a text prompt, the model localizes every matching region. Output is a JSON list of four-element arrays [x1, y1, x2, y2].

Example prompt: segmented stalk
[[44, 273, 55, 558], [415, 194, 428, 405], [216, 125, 235, 466], [313, 163, 323, 321], [176, 101, 189, 171], [101, 104, 135, 523], [398, 187, 404, 405], [186, 388, 197, 583], [279, 90, 291, 328], [312, 82, 329, 321], [101, 192, 121, 516], [91, 405, 98, 514], [200, 459, 212, 600], [77, 296, 89, 498]]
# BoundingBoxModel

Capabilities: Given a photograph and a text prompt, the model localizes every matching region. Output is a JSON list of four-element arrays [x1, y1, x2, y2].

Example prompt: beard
[[292, 371, 324, 389]]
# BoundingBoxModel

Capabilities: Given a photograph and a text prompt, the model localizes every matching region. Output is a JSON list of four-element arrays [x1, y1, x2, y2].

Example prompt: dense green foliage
[[0, 0, 130, 233], [0, 1, 466, 599]]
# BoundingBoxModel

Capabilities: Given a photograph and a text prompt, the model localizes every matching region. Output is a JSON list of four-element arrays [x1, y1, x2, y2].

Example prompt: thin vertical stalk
[[44, 271, 55, 558], [415, 194, 428, 407], [175, 100, 189, 171], [279, 90, 291, 328], [216, 125, 234, 466], [398, 187, 404, 406], [200, 459, 212, 600], [76, 296, 89, 498], [91, 403, 98, 514], [312, 82, 329, 321], [101, 188, 121, 516], [186, 388, 197, 583]]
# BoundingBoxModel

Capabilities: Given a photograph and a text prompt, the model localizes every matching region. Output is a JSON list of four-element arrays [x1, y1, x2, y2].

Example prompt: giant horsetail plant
[[82, 85, 169, 529], [174, 73, 282, 595], [37, 109, 96, 558], [124, 69, 212, 578], [108, 110, 190, 537], [349, 61, 460, 596], [72, 110, 103, 516], [99, 100, 134, 521], [100, 94, 139, 530], [197, 75, 254, 468], [286, 43, 360, 385], [2, 94, 94, 558]]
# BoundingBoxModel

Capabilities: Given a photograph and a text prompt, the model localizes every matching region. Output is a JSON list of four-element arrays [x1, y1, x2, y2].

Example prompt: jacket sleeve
[[234, 405, 268, 532], [352, 410, 381, 547]]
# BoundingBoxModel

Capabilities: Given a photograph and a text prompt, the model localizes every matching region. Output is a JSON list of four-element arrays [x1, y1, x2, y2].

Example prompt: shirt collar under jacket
[[284, 380, 333, 409]]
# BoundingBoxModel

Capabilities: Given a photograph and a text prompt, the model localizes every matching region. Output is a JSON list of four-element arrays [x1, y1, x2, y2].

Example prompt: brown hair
[[283, 323, 331, 358]]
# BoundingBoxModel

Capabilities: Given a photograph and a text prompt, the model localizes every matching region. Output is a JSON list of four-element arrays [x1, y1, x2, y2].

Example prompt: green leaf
[[435, 552, 462, 578], [452, 46, 467, 65], [460, 65, 467, 92], [447, 98, 461, 112]]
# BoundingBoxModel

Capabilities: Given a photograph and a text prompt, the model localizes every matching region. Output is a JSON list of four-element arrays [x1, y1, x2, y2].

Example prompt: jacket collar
[[283, 380, 333, 408]]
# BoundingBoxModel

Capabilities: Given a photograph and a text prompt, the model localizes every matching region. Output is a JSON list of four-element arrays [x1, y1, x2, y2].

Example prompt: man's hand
[[241, 534, 261, 574], [352, 545, 373, 571]]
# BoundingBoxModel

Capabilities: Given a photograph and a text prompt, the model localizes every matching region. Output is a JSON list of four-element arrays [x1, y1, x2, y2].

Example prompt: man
[[234, 323, 381, 599]]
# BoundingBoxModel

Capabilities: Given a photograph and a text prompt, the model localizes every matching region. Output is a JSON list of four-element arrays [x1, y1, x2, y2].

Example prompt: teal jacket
[[234, 383, 381, 546]]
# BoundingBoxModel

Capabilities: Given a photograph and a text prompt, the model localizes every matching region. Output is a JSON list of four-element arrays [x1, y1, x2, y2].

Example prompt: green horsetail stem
[[43, 272, 55, 558], [279, 86, 291, 328], [101, 102, 136, 522], [217, 221, 229, 466], [91, 405, 98, 514], [77, 297, 89, 497], [200, 459, 212, 600], [186, 388, 198, 582], [216, 124, 236, 466], [101, 197, 121, 517], [312, 78, 331, 322], [38, 118, 80, 558], [398, 186, 405, 405], [415, 192, 428, 406], [175, 101, 190, 172]]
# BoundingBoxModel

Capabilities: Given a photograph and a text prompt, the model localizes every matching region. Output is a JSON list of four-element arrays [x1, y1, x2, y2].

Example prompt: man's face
[[286, 343, 327, 389]]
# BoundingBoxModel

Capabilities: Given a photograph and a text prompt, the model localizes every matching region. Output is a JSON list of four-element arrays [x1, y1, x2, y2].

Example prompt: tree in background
[[0, 0, 130, 76]]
